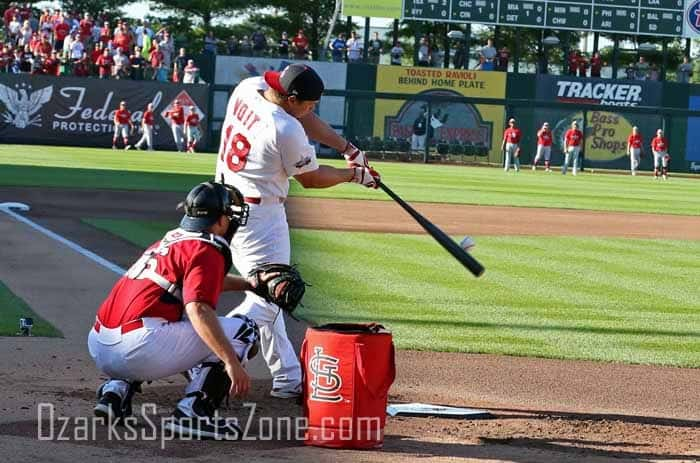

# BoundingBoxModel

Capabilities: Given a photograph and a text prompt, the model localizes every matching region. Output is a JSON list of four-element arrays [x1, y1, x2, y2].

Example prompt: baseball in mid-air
[[459, 236, 476, 251]]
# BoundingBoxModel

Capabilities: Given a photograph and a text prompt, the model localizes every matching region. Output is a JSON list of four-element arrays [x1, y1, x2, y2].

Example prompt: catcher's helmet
[[179, 182, 248, 232]]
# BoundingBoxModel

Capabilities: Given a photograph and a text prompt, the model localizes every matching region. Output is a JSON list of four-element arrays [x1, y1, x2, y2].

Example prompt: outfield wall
[[0, 74, 209, 151]]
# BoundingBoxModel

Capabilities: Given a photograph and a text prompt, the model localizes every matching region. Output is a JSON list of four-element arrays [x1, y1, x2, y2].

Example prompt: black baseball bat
[[378, 181, 485, 278]]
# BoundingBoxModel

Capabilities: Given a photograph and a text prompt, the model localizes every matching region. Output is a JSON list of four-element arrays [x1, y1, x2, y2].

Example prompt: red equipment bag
[[301, 323, 395, 449]]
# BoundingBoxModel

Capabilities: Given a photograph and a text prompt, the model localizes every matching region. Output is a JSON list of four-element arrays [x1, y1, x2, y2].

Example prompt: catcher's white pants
[[504, 143, 520, 171], [534, 145, 551, 163], [171, 123, 185, 151], [630, 147, 641, 173], [653, 150, 669, 169], [562, 146, 581, 174], [226, 200, 300, 391], [113, 124, 129, 140], [136, 125, 153, 150], [87, 316, 253, 381]]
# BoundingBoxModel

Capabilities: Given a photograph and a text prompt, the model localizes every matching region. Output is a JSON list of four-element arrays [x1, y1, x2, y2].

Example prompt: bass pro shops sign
[[536, 75, 661, 107], [0, 74, 209, 149]]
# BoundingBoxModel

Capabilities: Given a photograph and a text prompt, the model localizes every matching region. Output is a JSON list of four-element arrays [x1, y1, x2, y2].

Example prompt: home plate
[[387, 403, 492, 419]]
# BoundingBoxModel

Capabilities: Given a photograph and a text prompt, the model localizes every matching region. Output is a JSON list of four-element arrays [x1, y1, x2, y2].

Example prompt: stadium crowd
[[1, 3, 200, 82]]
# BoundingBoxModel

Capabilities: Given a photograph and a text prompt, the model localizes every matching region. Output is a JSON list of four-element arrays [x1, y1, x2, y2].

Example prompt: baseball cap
[[264, 64, 324, 101]]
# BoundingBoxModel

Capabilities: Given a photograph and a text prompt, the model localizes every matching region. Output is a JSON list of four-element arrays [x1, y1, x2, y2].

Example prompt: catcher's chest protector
[[301, 323, 395, 449]]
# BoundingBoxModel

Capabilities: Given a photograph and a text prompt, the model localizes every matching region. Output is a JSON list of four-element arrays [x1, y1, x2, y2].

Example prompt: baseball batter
[[651, 129, 670, 180], [112, 101, 134, 150], [627, 126, 643, 176], [185, 106, 201, 153], [89, 182, 261, 440], [215, 63, 380, 399], [532, 122, 552, 172], [562, 121, 583, 176], [134, 103, 154, 151], [165, 100, 186, 152], [501, 118, 522, 172]]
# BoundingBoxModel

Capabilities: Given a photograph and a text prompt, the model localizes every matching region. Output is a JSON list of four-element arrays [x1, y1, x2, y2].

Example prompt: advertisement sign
[[0, 74, 209, 149], [685, 96, 700, 162], [373, 66, 506, 156], [343, 0, 402, 18], [214, 56, 346, 129], [536, 75, 662, 107]]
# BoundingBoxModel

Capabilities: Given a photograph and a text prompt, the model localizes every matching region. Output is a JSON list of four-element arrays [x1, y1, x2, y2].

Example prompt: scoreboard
[[402, 0, 687, 37]]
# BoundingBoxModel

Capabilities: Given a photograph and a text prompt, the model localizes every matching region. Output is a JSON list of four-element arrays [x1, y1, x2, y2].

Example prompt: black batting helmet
[[179, 182, 248, 232]]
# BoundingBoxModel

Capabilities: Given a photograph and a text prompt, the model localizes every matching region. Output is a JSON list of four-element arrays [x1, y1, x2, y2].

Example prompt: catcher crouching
[[87, 181, 306, 440]]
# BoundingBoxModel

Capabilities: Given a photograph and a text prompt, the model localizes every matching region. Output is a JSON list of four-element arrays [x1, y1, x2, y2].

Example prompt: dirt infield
[[0, 186, 698, 462]]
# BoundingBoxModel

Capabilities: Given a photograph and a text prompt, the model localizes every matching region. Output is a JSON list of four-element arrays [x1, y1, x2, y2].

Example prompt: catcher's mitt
[[249, 263, 307, 313]]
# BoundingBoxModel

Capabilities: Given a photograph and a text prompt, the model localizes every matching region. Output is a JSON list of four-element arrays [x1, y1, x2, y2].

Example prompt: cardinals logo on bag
[[309, 347, 343, 402]]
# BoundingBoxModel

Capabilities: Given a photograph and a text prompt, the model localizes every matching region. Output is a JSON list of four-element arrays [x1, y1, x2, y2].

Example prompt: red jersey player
[[563, 120, 583, 176], [112, 101, 134, 149], [501, 117, 522, 172], [185, 107, 201, 153], [627, 126, 643, 176], [532, 121, 553, 172], [650, 129, 670, 180]]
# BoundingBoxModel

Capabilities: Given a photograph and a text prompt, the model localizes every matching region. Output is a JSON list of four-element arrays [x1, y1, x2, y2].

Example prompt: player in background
[[651, 129, 670, 180], [627, 126, 643, 176], [112, 100, 133, 150], [165, 100, 185, 152], [216, 64, 380, 399], [532, 121, 552, 172], [134, 102, 154, 151], [562, 120, 583, 176], [501, 117, 521, 172], [185, 106, 201, 153]]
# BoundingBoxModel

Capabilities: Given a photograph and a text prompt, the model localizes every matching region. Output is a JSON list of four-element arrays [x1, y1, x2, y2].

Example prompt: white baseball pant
[[187, 126, 201, 145], [87, 316, 254, 381], [504, 142, 520, 171], [135, 125, 154, 150], [171, 123, 185, 151], [653, 150, 669, 169], [534, 145, 551, 163], [630, 147, 641, 173], [113, 124, 129, 140], [562, 146, 581, 175], [225, 200, 301, 391]]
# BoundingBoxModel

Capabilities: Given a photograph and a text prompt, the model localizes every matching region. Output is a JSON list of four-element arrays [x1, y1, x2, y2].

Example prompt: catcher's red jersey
[[96, 229, 225, 327]]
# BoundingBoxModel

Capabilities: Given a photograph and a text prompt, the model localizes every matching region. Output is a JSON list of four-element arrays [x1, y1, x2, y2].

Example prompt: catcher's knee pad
[[230, 314, 260, 362], [185, 362, 231, 413]]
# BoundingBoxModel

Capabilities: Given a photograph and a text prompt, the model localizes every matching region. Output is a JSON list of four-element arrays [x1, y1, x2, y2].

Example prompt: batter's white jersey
[[215, 76, 319, 199]]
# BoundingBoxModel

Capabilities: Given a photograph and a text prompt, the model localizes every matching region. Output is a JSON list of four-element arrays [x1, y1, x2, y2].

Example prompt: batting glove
[[342, 142, 370, 168], [350, 166, 380, 189]]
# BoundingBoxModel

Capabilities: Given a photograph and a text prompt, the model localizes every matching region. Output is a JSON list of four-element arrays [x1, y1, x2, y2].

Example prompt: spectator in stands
[[182, 59, 199, 84], [329, 33, 346, 62], [479, 38, 497, 71], [239, 35, 252, 57], [95, 47, 113, 79], [203, 30, 218, 55], [4, 3, 19, 37], [113, 22, 132, 53], [54, 15, 70, 51], [130, 46, 145, 80], [277, 32, 289, 58], [226, 35, 241, 56], [649, 64, 659, 81], [635, 56, 649, 80], [73, 51, 89, 76], [625, 63, 635, 80], [452, 39, 466, 69], [429, 38, 442, 68], [390, 40, 404, 66], [497, 46, 510, 72], [677, 56, 693, 83], [174, 47, 189, 82], [19, 43, 32, 72], [417, 36, 430, 67], [368, 31, 382, 65], [8, 15, 20, 45], [135, 20, 153, 48], [18, 19, 32, 47], [346, 31, 362, 63], [35, 35, 52, 57], [69, 34, 84, 63], [292, 29, 309, 60], [590, 51, 602, 78], [99, 20, 111, 46], [0, 44, 11, 71], [135, 102, 155, 151], [567, 50, 578, 75], [251, 27, 267, 57], [10, 49, 22, 73], [79, 13, 93, 45], [43, 50, 59, 76], [113, 47, 129, 79], [577, 52, 588, 77], [158, 29, 174, 70], [150, 43, 166, 81]]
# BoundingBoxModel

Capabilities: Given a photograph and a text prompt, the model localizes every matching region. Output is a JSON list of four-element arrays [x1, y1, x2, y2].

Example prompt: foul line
[[0, 202, 125, 275]]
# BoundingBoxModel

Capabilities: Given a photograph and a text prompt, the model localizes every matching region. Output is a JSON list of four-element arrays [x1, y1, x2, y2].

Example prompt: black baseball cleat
[[94, 380, 141, 424], [163, 407, 242, 440]]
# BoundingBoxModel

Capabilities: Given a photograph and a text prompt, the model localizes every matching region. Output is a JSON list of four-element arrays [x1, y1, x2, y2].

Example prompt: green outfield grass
[[2, 145, 699, 215], [83, 217, 700, 368], [0, 280, 62, 337]]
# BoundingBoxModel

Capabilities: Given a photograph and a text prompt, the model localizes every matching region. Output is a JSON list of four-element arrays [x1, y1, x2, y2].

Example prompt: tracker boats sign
[[0, 74, 209, 149], [536, 75, 661, 107]]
